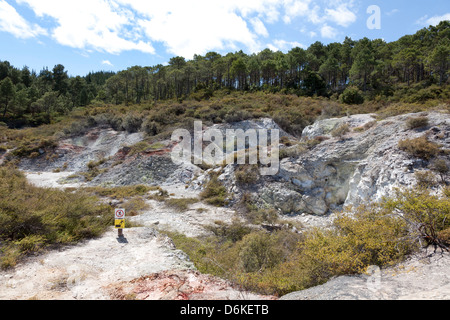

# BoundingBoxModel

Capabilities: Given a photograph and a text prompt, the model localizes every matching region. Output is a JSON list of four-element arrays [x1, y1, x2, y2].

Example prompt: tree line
[[0, 21, 449, 127]]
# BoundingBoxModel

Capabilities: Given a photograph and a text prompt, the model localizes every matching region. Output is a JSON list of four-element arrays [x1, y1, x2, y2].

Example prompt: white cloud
[[386, 9, 399, 16], [282, 0, 356, 40], [250, 17, 269, 38], [282, 0, 356, 27], [16, 0, 154, 54], [4, 0, 360, 60], [282, 0, 311, 23], [418, 13, 450, 26], [320, 24, 338, 39], [102, 60, 113, 67], [0, 0, 47, 39], [12, 0, 282, 58], [325, 4, 357, 27], [128, 0, 269, 58], [268, 39, 306, 52]]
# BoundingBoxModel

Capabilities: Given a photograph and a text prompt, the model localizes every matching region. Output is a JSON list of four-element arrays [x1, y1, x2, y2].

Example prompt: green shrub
[[235, 165, 260, 185], [295, 206, 412, 282], [414, 170, 437, 188], [224, 109, 252, 123], [200, 173, 229, 206], [62, 120, 90, 136], [122, 113, 143, 133], [278, 144, 307, 160], [430, 159, 449, 183], [384, 187, 450, 252], [205, 219, 252, 243], [331, 123, 350, 140], [87, 157, 107, 170], [304, 136, 328, 149], [340, 86, 364, 105], [84, 184, 158, 199], [11, 138, 57, 158], [438, 228, 450, 246], [407, 85, 443, 103], [141, 117, 161, 136], [128, 141, 151, 155], [164, 197, 199, 212], [398, 136, 439, 160], [109, 115, 124, 131], [15, 235, 46, 254], [406, 116, 429, 130], [239, 232, 283, 273], [122, 196, 150, 216], [168, 185, 450, 297]]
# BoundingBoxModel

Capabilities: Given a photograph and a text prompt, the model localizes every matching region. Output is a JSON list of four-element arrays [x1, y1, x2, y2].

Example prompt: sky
[[0, 0, 449, 77]]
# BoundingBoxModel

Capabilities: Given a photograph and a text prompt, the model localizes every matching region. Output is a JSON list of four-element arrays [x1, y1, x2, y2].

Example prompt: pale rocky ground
[[2, 110, 449, 300]]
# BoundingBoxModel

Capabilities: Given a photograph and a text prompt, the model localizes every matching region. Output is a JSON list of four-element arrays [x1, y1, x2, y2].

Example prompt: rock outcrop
[[237, 111, 449, 216]]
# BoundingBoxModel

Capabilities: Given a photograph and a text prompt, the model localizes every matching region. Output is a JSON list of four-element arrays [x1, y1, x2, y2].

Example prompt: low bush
[[331, 123, 350, 140], [398, 136, 439, 160], [164, 197, 199, 212], [83, 184, 158, 199], [141, 117, 161, 136], [122, 196, 150, 216], [224, 109, 252, 123], [384, 187, 450, 252], [199, 173, 229, 206], [11, 138, 57, 158], [299, 208, 413, 278], [438, 228, 450, 246], [406, 116, 429, 130], [205, 219, 253, 243], [128, 141, 151, 155], [340, 86, 364, 105], [235, 165, 260, 185], [414, 170, 437, 188], [278, 144, 307, 160], [122, 113, 143, 133], [430, 159, 449, 184], [62, 120, 90, 136], [109, 114, 124, 131]]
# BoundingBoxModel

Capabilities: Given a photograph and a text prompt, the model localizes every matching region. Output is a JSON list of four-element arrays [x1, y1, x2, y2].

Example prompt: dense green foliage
[[0, 21, 449, 128]]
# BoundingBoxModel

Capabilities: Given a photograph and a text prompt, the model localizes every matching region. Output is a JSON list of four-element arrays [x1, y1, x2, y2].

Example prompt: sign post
[[115, 208, 125, 237]]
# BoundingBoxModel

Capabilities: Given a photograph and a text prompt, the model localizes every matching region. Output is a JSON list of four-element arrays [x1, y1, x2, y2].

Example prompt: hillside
[[0, 95, 449, 299], [0, 22, 449, 300]]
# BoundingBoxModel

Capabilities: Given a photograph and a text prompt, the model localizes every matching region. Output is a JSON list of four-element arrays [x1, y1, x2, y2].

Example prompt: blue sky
[[0, 0, 449, 77]]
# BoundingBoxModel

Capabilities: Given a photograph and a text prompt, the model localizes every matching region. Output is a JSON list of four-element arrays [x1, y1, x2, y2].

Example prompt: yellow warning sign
[[115, 219, 125, 229]]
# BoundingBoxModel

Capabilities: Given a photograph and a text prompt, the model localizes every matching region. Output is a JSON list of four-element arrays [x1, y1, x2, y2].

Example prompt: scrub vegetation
[[168, 183, 450, 296]]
